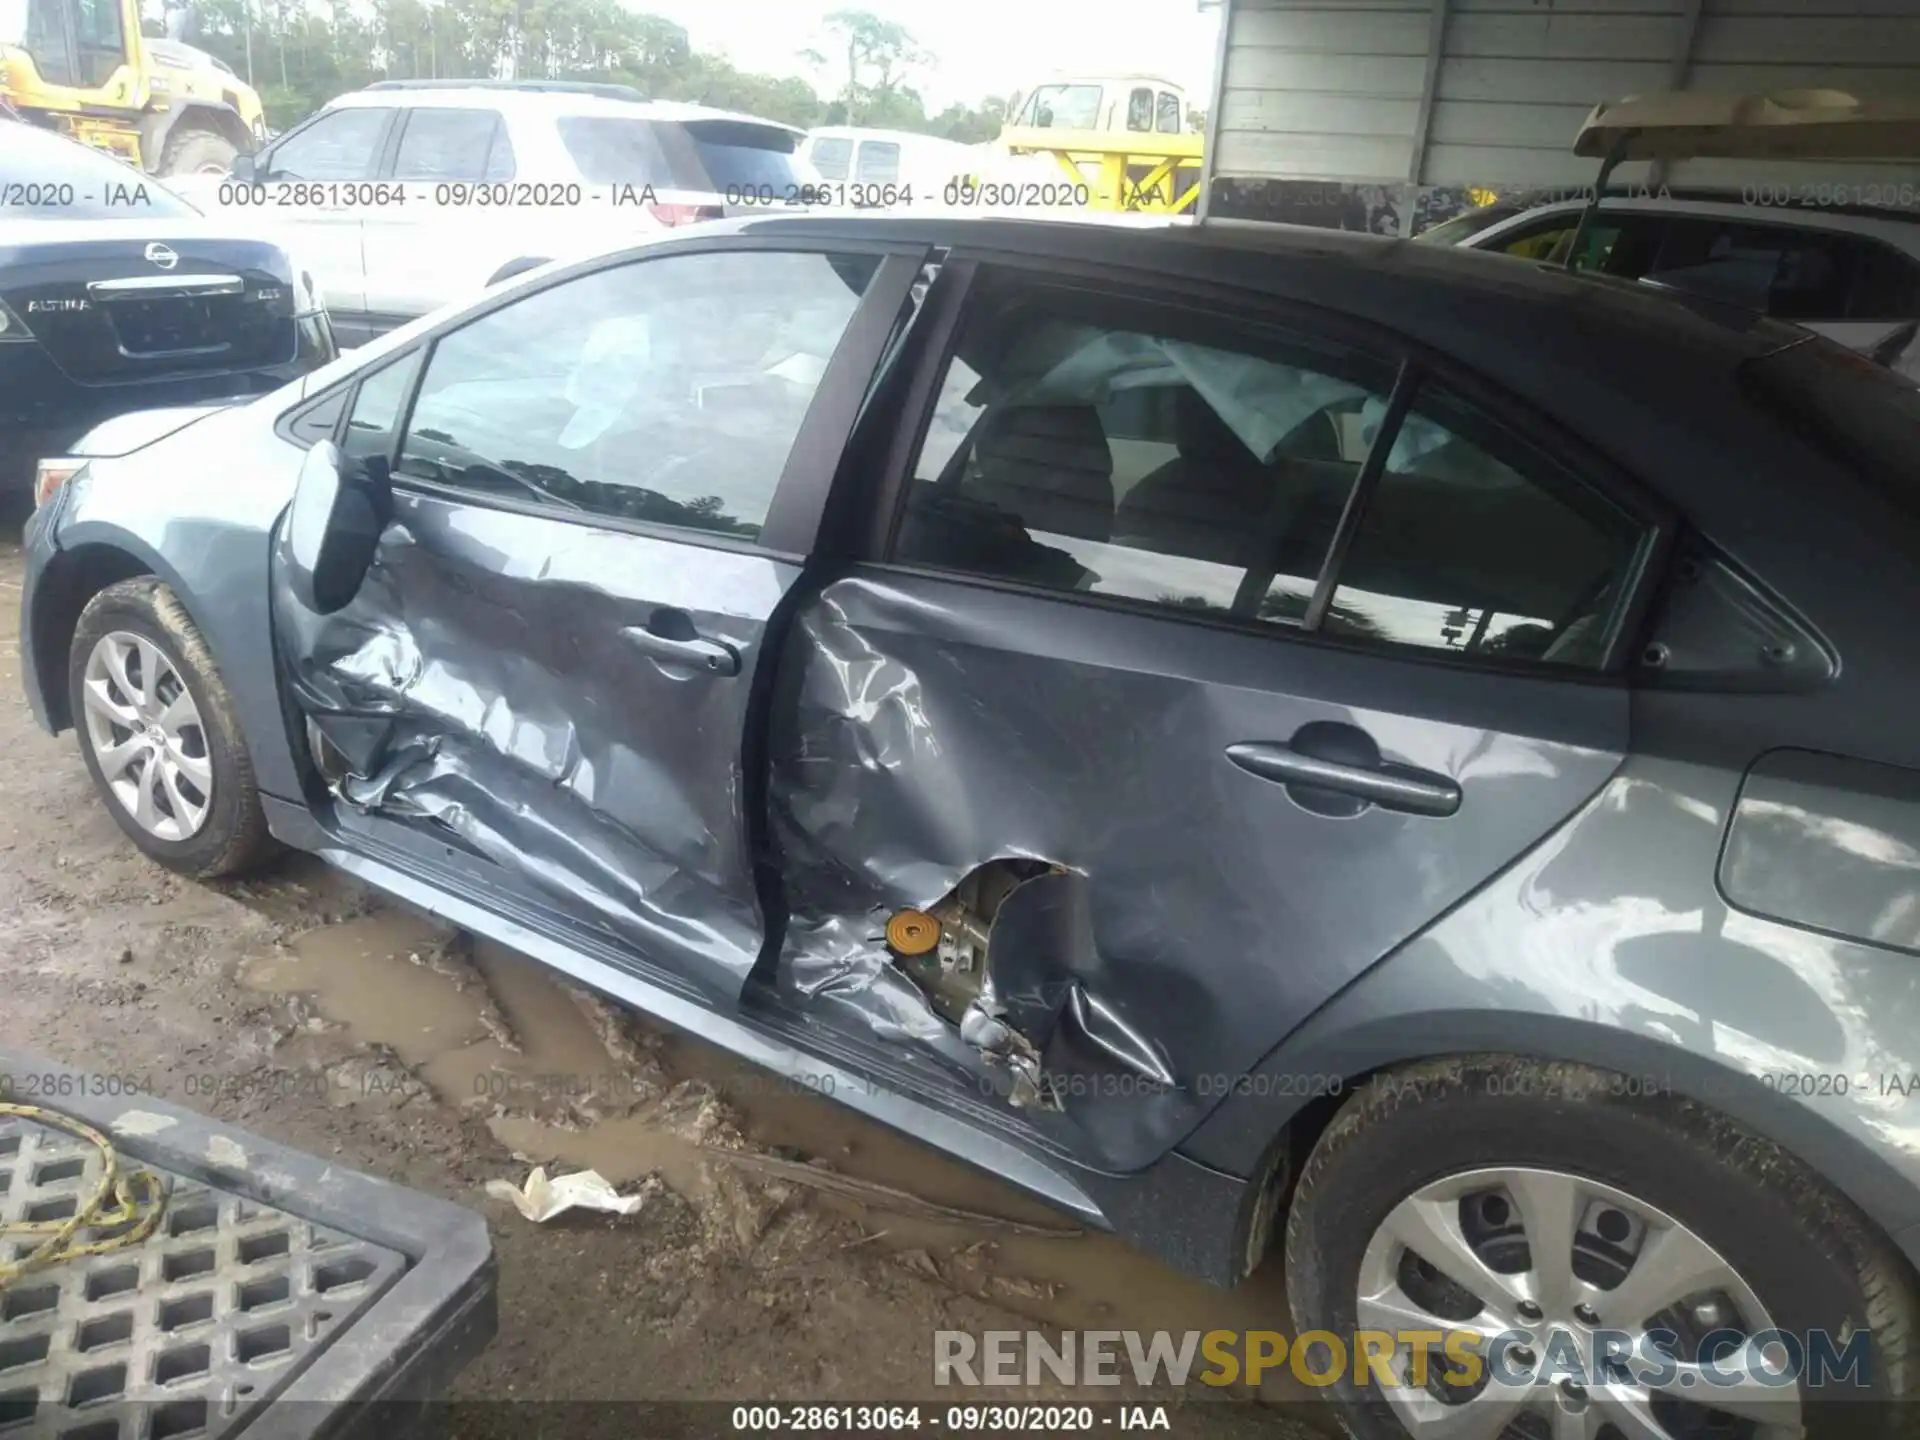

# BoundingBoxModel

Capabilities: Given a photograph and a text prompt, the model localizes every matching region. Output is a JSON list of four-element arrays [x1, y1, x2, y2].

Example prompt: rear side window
[[1126, 89, 1153, 132], [1643, 218, 1857, 322], [893, 274, 1651, 670], [1495, 214, 1663, 276], [1330, 389, 1643, 664], [894, 291, 1395, 621], [810, 137, 853, 181], [1495, 212, 1920, 325], [854, 141, 901, 184], [555, 117, 672, 183]]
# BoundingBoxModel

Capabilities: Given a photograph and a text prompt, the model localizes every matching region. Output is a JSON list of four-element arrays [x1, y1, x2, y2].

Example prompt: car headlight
[[0, 295, 35, 343]]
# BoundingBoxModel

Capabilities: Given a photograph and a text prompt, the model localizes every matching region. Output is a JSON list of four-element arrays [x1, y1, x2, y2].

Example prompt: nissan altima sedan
[[1, 115, 335, 492], [18, 213, 1920, 1440]]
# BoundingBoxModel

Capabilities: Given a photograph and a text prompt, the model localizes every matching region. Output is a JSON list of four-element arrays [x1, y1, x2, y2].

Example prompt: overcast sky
[[636, 0, 1223, 112]]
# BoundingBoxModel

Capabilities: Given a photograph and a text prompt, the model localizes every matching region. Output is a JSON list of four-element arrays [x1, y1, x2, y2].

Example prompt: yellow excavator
[[0, 0, 264, 176]]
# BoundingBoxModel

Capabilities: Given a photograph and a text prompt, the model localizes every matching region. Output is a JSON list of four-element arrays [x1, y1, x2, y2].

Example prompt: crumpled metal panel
[[276, 491, 794, 998], [769, 572, 1628, 1169]]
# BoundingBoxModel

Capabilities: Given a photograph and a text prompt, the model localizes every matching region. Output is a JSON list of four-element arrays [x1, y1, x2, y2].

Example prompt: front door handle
[[621, 612, 740, 678], [1228, 727, 1460, 818]]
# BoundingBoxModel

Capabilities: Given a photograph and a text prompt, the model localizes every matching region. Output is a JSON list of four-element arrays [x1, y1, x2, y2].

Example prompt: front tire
[[159, 126, 239, 177], [1285, 1055, 1916, 1440], [69, 578, 276, 878]]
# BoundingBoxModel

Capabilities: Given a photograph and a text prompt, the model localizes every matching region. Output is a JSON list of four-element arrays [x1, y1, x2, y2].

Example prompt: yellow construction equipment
[[996, 124, 1204, 215], [0, 0, 264, 176], [975, 72, 1204, 216]]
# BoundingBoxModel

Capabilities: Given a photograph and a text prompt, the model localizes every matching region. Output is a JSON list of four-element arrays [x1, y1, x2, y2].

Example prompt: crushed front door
[[270, 238, 923, 1002]]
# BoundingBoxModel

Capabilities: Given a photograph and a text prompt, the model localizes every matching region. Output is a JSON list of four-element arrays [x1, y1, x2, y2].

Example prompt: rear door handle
[[621, 613, 740, 677], [1227, 736, 1461, 818]]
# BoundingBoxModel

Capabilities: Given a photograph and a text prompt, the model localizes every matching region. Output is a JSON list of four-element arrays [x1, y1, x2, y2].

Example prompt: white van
[[799, 126, 978, 202]]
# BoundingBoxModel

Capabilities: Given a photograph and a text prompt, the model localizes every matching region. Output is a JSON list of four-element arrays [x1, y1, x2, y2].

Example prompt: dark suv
[[1, 116, 334, 489]]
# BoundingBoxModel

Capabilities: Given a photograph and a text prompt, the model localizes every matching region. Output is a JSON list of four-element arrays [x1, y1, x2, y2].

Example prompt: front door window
[[395, 250, 882, 540]]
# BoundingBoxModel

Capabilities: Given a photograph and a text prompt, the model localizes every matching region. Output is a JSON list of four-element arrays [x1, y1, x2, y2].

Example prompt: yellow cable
[[0, 1103, 168, 1292]]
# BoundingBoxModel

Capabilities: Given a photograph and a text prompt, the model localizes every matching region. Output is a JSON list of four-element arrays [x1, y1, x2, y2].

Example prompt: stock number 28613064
[[728, 182, 914, 209]]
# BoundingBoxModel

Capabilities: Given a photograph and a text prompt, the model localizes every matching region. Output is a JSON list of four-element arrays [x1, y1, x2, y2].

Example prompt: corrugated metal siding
[[1216, 0, 1432, 181], [1214, 0, 1920, 192]]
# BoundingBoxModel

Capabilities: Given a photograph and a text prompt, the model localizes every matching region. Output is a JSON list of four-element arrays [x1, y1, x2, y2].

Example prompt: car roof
[[1029, 73, 1186, 91], [721, 212, 1799, 359], [808, 126, 972, 148], [326, 86, 801, 133]]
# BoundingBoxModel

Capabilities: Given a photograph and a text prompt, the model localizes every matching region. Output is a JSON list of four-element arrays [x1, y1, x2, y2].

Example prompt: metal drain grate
[[0, 1114, 406, 1439]]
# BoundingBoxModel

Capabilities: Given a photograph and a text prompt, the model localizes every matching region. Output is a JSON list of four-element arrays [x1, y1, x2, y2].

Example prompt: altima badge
[[144, 242, 179, 270]]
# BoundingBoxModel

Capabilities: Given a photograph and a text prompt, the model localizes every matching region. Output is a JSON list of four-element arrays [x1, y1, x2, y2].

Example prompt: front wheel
[[159, 126, 239, 177], [1285, 1055, 1916, 1440], [69, 578, 276, 878]]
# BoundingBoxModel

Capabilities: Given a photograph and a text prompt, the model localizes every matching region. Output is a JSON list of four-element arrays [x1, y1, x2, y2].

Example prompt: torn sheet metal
[[768, 573, 1627, 1169], [275, 491, 797, 1001]]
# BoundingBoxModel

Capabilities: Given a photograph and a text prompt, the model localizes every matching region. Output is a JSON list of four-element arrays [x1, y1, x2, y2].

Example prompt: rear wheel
[[69, 578, 276, 878], [1285, 1055, 1916, 1440], [159, 126, 238, 177]]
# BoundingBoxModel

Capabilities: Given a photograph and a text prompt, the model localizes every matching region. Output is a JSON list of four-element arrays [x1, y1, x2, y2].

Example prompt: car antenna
[[1563, 130, 1635, 275]]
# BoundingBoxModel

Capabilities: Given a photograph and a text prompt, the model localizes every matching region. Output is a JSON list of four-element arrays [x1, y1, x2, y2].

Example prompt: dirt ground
[[0, 508, 1332, 1436]]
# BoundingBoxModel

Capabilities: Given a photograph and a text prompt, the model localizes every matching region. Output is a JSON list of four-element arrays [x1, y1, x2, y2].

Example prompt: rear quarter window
[[678, 120, 804, 191]]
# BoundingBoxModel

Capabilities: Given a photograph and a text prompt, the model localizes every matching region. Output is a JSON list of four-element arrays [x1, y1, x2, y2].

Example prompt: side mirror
[[230, 152, 257, 182], [283, 440, 385, 614]]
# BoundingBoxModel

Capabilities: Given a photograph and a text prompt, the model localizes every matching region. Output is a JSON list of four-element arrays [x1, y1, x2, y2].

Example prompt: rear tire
[[158, 126, 239, 177], [1285, 1055, 1917, 1440], [69, 578, 277, 878]]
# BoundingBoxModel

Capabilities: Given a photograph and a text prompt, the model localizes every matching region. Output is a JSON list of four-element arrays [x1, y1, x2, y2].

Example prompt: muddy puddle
[[240, 907, 1299, 1391]]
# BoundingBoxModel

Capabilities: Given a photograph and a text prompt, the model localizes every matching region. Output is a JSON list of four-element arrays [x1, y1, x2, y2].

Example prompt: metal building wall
[[1205, 0, 1920, 228]]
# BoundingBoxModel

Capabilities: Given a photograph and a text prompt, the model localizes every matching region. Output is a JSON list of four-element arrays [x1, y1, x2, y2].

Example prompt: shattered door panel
[[769, 574, 1627, 1170], [276, 491, 798, 999]]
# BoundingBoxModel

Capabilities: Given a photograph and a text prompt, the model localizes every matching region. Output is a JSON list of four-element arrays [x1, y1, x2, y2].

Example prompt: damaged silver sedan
[[20, 214, 1920, 1440]]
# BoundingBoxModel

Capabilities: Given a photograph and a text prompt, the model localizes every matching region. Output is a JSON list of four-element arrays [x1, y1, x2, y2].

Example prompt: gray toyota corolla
[[18, 213, 1920, 1439]]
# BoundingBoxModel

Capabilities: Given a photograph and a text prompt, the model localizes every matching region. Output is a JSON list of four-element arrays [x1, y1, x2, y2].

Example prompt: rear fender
[[1181, 756, 1920, 1278]]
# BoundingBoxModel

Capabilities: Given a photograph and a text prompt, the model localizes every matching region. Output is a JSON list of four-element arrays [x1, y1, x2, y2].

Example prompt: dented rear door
[[769, 261, 1658, 1170], [271, 238, 925, 1003]]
